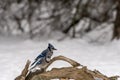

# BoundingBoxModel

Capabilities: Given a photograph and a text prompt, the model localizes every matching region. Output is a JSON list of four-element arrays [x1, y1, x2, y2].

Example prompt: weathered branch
[[109, 76, 120, 80], [31, 67, 94, 80], [15, 60, 31, 80], [25, 55, 81, 80], [44, 55, 81, 70]]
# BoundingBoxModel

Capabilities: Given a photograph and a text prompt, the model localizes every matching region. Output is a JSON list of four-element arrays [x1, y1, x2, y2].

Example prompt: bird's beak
[[53, 48, 57, 50]]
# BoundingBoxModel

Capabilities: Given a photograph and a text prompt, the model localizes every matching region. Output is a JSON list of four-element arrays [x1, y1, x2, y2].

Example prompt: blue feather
[[31, 49, 48, 66]]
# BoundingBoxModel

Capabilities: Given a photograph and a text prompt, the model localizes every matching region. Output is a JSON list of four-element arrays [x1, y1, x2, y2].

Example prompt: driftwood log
[[15, 60, 31, 80], [15, 55, 119, 80]]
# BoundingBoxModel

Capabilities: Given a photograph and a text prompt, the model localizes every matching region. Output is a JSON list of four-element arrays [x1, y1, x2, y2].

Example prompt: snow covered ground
[[0, 36, 120, 80]]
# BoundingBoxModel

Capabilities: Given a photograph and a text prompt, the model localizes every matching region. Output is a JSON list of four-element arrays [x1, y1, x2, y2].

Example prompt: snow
[[0, 37, 120, 80]]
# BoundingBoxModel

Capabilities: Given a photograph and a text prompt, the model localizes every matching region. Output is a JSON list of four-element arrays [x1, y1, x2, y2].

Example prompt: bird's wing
[[35, 49, 48, 60], [30, 58, 42, 70], [31, 59, 37, 66], [31, 49, 48, 66]]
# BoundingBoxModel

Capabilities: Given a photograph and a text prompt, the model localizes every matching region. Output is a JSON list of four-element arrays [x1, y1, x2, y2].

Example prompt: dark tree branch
[[112, 0, 120, 40]]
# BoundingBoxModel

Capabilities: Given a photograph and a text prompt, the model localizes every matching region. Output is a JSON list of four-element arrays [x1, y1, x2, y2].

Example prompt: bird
[[30, 43, 57, 72]]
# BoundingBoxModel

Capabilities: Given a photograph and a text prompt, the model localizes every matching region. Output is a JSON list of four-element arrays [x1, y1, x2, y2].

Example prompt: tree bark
[[44, 55, 81, 70], [31, 67, 94, 80]]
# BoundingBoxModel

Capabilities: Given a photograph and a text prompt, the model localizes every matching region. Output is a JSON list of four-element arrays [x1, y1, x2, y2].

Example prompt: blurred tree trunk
[[14, 16, 24, 32], [62, 0, 90, 38], [27, 0, 36, 39], [62, 0, 82, 35], [112, 0, 120, 40]]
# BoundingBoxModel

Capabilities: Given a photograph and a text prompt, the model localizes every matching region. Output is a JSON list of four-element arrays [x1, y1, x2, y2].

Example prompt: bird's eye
[[48, 56, 50, 58]]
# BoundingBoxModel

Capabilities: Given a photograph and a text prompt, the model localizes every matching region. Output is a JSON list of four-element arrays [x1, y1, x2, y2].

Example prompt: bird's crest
[[48, 43, 57, 50]]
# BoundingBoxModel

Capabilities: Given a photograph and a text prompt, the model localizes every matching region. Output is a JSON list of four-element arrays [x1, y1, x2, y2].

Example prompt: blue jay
[[30, 43, 57, 72]]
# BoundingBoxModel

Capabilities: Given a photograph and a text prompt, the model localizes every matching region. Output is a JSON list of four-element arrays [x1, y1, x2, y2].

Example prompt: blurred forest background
[[1, 1, 120, 80], [0, 0, 120, 43]]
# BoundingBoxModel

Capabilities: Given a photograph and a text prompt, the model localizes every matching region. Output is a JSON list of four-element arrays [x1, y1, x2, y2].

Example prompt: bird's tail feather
[[29, 61, 37, 71], [31, 60, 36, 66], [29, 65, 36, 71]]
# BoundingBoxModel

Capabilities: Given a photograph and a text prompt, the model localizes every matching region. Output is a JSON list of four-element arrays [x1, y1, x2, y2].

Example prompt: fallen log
[[15, 55, 119, 80], [31, 67, 94, 80]]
